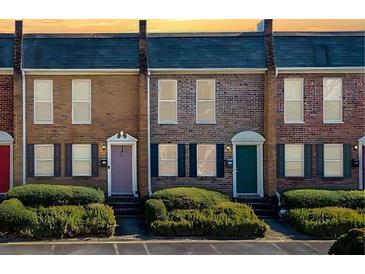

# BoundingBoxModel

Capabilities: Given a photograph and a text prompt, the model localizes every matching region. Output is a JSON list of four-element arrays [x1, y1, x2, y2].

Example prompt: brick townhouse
[[0, 20, 364, 198]]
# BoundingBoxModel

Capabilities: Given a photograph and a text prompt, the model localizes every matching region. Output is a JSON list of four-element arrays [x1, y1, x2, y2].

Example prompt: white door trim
[[359, 136, 365, 190], [107, 132, 138, 197], [0, 131, 14, 194], [231, 131, 265, 198]]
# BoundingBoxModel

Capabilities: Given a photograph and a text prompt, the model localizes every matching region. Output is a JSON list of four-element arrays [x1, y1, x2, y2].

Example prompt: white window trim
[[323, 77, 343, 124], [33, 80, 53, 125], [284, 78, 304, 124], [72, 79, 92, 124], [284, 144, 304, 177], [196, 79, 216, 124], [197, 144, 216, 177], [158, 79, 178, 124], [158, 144, 178, 176], [34, 144, 54, 177], [324, 144, 343, 178], [72, 144, 92, 177]]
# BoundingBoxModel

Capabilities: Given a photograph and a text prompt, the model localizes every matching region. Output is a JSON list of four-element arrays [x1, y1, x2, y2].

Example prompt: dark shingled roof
[[274, 32, 365, 67], [23, 34, 139, 69], [0, 34, 14, 68], [148, 33, 266, 68]]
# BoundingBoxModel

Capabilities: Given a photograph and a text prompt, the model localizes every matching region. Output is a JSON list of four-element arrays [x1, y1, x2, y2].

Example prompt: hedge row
[[151, 187, 228, 211], [5, 184, 105, 207], [0, 199, 116, 238], [281, 189, 365, 210], [151, 202, 267, 238], [284, 207, 365, 237], [329, 228, 365, 255], [146, 188, 267, 238]]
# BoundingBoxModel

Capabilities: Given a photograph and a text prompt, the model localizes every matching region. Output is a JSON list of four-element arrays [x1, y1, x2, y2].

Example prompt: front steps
[[235, 196, 278, 219], [106, 195, 145, 217]]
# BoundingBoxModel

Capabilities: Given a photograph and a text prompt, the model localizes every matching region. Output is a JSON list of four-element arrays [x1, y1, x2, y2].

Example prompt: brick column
[[263, 19, 277, 197], [137, 20, 149, 197], [13, 20, 23, 186]]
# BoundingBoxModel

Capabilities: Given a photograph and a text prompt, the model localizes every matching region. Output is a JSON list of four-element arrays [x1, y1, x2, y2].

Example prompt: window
[[72, 144, 91, 176], [323, 78, 343, 123], [196, 79, 216, 124], [284, 78, 303, 123], [197, 144, 216, 176], [158, 80, 177, 124], [159, 144, 177, 176], [34, 80, 53, 124], [285, 144, 304, 177], [72, 80, 91, 124], [35, 144, 53, 176], [324, 144, 343, 177]]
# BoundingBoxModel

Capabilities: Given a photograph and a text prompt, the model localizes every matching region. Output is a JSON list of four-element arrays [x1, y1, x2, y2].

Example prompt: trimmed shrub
[[284, 207, 365, 237], [34, 203, 116, 238], [281, 189, 365, 210], [145, 199, 167, 225], [6, 184, 105, 206], [151, 187, 228, 210], [150, 202, 267, 238], [0, 199, 38, 234], [329, 228, 365, 255]]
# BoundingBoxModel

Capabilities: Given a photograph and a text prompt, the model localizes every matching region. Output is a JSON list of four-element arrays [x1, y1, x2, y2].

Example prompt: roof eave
[[277, 67, 365, 74], [149, 68, 267, 74]]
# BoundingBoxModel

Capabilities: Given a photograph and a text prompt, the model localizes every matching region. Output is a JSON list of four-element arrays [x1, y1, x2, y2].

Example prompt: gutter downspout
[[147, 70, 152, 196], [22, 70, 26, 184]]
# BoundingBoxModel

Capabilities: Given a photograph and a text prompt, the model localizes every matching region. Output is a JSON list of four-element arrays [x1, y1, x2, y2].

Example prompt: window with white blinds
[[34, 80, 53, 124], [284, 78, 304, 123], [72, 80, 91, 124], [196, 79, 216, 124], [158, 80, 177, 124]]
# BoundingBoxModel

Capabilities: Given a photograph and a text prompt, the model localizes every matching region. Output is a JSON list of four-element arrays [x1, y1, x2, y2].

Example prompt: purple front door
[[111, 145, 133, 194]]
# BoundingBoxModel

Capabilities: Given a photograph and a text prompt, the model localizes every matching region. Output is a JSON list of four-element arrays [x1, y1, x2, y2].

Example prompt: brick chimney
[[13, 20, 24, 185], [263, 19, 277, 197], [137, 20, 149, 197]]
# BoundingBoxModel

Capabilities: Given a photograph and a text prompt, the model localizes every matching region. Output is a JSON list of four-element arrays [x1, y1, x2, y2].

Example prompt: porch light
[[102, 145, 106, 151], [353, 144, 358, 151], [225, 145, 232, 154]]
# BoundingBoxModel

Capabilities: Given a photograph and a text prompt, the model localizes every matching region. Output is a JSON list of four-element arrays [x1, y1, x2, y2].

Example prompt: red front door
[[0, 145, 11, 193]]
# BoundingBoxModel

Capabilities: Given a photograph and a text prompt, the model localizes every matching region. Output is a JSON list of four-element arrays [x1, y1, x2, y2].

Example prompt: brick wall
[[0, 75, 14, 136], [276, 73, 365, 190], [21, 74, 148, 194], [150, 74, 265, 194]]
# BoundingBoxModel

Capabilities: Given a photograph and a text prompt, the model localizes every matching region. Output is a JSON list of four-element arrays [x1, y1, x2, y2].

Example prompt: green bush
[[145, 199, 167, 225], [0, 199, 38, 234], [281, 189, 365, 209], [34, 204, 116, 238], [150, 202, 267, 238], [151, 187, 228, 210], [6, 184, 105, 206], [329, 228, 365, 255], [284, 207, 365, 237]]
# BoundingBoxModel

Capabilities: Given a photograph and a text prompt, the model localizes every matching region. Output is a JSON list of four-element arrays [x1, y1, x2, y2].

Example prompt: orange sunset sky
[[0, 19, 364, 33]]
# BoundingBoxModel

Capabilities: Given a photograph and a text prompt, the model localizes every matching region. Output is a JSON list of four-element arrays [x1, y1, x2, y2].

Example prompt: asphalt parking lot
[[0, 240, 333, 255]]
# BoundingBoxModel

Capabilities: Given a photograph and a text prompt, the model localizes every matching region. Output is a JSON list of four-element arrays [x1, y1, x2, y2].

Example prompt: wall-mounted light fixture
[[353, 144, 358, 151], [102, 145, 106, 151], [225, 145, 232, 155]]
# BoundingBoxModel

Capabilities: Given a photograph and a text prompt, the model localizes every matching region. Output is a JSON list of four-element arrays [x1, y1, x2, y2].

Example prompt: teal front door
[[236, 145, 257, 194]]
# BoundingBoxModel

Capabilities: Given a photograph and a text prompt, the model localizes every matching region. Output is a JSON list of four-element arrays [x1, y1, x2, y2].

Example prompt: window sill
[[323, 121, 344, 124], [34, 122, 54, 125], [284, 122, 305, 124], [72, 122, 92, 125], [196, 122, 216, 125], [158, 122, 178, 125]]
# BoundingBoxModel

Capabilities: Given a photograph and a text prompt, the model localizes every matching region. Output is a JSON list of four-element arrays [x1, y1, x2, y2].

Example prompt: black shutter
[[343, 144, 352, 178], [189, 144, 197, 177], [178, 144, 186, 177], [216, 144, 224, 177], [316, 144, 324, 177], [92, 144, 99, 177], [276, 144, 285, 177], [304, 144, 312, 178], [151, 144, 159, 177], [53, 144, 61, 177], [27, 144, 34, 177], [65, 144, 72, 177]]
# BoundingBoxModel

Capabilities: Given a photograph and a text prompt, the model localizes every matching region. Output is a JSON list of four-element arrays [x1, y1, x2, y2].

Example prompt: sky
[[0, 19, 364, 33]]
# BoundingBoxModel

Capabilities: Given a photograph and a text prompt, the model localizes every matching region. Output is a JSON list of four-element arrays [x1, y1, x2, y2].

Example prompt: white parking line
[[143, 243, 151, 255], [208, 243, 220, 255], [113, 244, 120, 255]]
